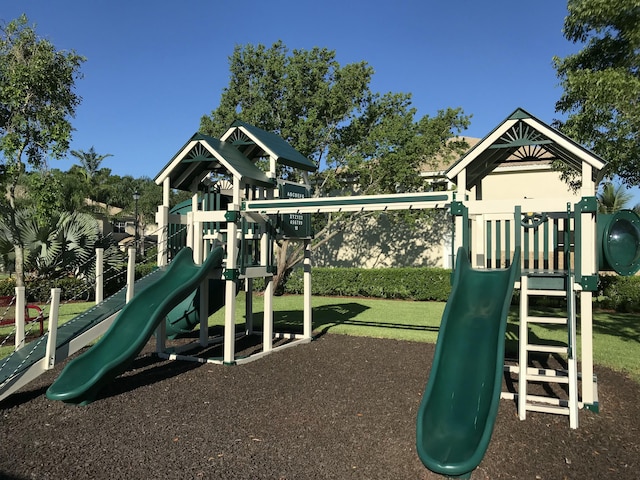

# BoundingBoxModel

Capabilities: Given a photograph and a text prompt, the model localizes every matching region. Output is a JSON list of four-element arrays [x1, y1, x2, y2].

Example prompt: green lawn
[[1, 295, 639, 383]]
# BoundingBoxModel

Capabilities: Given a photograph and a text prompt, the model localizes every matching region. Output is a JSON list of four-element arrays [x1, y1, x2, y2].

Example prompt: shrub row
[[284, 267, 640, 312], [284, 266, 452, 301], [0, 277, 90, 302], [596, 274, 640, 312]]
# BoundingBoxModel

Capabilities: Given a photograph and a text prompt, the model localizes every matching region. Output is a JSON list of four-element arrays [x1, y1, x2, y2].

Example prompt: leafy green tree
[[597, 181, 633, 213], [201, 41, 470, 290], [0, 15, 85, 286], [553, 0, 640, 186]]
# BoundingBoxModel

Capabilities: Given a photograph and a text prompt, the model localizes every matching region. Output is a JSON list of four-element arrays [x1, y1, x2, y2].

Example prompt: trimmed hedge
[[284, 266, 452, 301], [284, 267, 640, 312], [597, 275, 640, 312], [0, 277, 90, 302]]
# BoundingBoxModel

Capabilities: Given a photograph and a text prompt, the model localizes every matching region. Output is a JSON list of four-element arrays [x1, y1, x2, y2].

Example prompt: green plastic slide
[[46, 246, 224, 405], [165, 278, 226, 338], [416, 247, 520, 479]]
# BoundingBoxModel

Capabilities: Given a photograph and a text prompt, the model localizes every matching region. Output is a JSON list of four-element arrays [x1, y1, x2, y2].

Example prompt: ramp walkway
[[0, 268, 164, 402]]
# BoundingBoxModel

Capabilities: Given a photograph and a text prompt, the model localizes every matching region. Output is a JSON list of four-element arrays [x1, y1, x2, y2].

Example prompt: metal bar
[[244, 192, 452, 214], [496, 220, 502, 268], [486, 220, 492, 268]]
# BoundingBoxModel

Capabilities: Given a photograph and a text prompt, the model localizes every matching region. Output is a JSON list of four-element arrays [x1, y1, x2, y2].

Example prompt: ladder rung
[[505, 365, 570, 377], [526, 344, 567, 354], [525, 403, 570, 416], [526, 373, 569, 384], [525, 315, 568, 325], [526, 289, 567, 297]]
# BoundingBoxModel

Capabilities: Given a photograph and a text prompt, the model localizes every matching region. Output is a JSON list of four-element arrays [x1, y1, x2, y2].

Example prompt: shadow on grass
[[248, 302, 441, 338], [592, 311, 640, 344]]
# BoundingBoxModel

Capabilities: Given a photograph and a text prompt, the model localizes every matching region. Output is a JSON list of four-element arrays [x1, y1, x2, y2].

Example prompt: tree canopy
[[553, 0, 640, 186], [0, 15, 85, 286], [201, 41, 470, 289]]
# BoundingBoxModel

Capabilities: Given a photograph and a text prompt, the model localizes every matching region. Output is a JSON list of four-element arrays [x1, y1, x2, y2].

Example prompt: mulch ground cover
[[0, 334, 638, 479]]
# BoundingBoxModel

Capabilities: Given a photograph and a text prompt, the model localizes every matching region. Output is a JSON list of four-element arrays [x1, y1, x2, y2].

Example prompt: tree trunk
[[7, 173, 26, 288], [13, 244, 25, 288], [273, 239, 292, 294]]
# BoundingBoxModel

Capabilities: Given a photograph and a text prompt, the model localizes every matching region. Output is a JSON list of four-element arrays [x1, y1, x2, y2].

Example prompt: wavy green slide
[[46, 246, 224, 405], [416, 247, 520, 479]]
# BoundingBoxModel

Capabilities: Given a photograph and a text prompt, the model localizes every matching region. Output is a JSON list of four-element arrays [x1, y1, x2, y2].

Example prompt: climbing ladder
[[516, 271, 579, 428]]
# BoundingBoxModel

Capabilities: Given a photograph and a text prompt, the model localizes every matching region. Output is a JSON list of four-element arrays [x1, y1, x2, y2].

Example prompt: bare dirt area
[[1, 334, 638, 479]]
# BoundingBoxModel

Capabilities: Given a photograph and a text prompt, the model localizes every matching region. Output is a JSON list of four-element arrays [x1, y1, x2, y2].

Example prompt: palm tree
[[70, 147, 112, 180], [597, 182, 633, 213], [0, 209, 123, 279]]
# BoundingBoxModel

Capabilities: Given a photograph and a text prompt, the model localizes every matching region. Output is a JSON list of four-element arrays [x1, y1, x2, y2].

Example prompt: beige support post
[[263, 276, 273, 353], [186, 211, 194, 251], [245, 278, 254, 335], [303, 239, 312, 339], [95, 247, 104, 304], [157, 177, 171, 267], [14, 287, 25, 350], [156, 205, 169, 267], [474, 214, 485, 268], [126, 246, 136, 303], [45, 288, 61, 369], [518, 275, 528, 420], [579, 164, 597, 407], [223, 180, 242, 364], [581, 291, 595, 405]]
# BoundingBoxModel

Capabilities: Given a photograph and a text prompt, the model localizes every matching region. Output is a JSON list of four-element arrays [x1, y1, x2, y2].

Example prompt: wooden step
[[525, 289, 567, 297], [525, 315, 568, 325], [526, 373, 570, 384], [525, 403, 571, 416], [526, 344, 567, 354]]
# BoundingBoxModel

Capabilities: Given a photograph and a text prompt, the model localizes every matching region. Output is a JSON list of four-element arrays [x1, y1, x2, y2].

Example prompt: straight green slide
[[416, 247, 520, 479], [46, 246, 224, 405]]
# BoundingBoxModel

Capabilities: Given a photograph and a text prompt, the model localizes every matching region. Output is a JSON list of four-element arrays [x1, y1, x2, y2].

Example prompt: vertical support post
[[518, 275, 528, 420], [95, 247, 104, 304], [14, 287, 26, 351], [126, 246, 136, 303], [156, 178, 171, 267], [567, 280, 579, 429], [263, 276, 273, 353], [156, 206, 169, 267], [303, 239, 312, 339], [199, 278, 209, 348], [186, 211, 194, 251], [224, 202, 239, 364], [581, 290, 595, 406], [473, 215, 485, 268], [45, 288, 61, 370], [245, 278, 253, 335]]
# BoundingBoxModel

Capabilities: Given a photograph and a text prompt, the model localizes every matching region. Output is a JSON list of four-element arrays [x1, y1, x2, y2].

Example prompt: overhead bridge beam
[[243, 192, 453, 215]]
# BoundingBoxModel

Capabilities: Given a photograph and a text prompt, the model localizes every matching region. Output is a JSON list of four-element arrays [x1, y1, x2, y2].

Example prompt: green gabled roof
[[445, 107, 607, 189], [226, 120, 317, 172], [155, 132, 273, 191]]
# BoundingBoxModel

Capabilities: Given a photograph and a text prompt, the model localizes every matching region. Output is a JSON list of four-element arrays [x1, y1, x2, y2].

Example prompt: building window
[[113, 221, 127, 233]]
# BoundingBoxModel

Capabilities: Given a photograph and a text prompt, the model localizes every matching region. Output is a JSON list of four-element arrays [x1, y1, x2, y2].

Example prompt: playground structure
[[1, 108, 640, 475]]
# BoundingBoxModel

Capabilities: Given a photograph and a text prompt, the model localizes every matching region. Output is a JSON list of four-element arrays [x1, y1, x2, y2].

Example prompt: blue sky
[[5, 0, 636, 202]]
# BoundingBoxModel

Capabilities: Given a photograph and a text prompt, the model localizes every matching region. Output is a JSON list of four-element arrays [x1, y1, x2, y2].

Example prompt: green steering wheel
[[521, 212, 548, 229]]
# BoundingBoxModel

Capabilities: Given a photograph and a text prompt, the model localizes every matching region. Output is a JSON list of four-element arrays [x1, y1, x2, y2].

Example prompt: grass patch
[[0, 301, 92, 359], [1, 295, 638, 384]]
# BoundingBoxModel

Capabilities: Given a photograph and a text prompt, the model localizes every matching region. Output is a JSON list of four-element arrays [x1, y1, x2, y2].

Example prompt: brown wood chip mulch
[[1, 334, 639, 480]]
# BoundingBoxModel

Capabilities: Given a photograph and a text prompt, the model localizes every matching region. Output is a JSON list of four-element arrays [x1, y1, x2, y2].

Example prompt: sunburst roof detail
[[155, 132, 273, 191], [445, 107, 607, 189]]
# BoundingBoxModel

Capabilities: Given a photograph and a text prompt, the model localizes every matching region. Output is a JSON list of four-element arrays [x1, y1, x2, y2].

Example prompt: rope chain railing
[[0, 224, 187, 386]]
